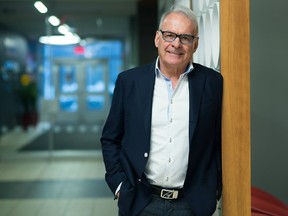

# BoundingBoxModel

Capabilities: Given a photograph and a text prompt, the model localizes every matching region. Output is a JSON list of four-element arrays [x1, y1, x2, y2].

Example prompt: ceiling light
[[34, 1, 48, 13], [48, 16, 60, 26], [58, 24, 70, 35], [39, 34, 81, 45]]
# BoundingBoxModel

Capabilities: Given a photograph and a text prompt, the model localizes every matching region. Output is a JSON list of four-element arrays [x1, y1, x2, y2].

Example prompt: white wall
[[251, 0, 288, 204]]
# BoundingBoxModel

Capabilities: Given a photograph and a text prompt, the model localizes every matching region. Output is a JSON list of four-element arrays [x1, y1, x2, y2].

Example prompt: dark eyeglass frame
[[159, 29, 198, 45]]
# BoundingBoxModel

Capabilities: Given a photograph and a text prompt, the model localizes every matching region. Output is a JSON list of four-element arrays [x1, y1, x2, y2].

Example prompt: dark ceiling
[[0, 0, 140, 40]]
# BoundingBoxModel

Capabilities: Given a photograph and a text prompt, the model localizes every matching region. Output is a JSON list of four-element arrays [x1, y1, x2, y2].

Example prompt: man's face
[[155, 12, 198, 70]]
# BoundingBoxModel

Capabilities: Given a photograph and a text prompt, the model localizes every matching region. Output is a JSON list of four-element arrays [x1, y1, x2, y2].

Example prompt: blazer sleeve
[[216, 73, 223, 200], [101, 73, 127, 194]]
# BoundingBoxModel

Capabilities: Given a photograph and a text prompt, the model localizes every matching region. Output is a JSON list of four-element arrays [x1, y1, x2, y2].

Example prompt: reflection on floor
[[19, 123, 102, 151], [0, 122, 118, 216]]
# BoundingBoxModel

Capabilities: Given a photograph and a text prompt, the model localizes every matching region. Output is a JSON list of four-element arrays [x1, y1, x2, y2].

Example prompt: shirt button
[[144, 152, 148, 158]]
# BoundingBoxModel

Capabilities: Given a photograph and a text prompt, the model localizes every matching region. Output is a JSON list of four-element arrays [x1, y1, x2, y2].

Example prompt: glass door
[[82, 60, 110, 123], [54, 58, 110, 125]]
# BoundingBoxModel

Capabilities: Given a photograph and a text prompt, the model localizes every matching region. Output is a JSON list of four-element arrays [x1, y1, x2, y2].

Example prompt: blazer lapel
[[188, 68, 206, 142], [138, 64, 156, 142]]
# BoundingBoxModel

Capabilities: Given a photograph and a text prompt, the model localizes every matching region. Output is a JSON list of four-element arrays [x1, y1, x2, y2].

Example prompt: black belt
[[151, 185, 184, 200]]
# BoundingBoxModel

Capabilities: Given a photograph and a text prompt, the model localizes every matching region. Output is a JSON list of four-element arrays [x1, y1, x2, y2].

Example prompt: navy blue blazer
[[101, 62, 223, 216]]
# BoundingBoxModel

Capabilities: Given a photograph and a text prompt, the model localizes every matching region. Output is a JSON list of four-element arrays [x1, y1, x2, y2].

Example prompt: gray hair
[[158, 4, 199, 36]]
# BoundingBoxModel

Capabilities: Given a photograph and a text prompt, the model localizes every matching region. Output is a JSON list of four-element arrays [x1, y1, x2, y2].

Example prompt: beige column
[[220, 0, 251, 215]]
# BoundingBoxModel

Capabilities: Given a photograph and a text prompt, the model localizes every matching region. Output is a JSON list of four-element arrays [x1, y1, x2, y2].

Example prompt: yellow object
[[20, 74, 31, 86]]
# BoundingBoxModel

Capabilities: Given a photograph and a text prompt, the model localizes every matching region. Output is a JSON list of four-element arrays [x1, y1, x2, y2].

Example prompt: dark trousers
[[137, 195, 194, 216]]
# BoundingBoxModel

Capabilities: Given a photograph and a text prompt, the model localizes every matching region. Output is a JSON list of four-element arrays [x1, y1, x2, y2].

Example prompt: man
[[101, 4, 222, 216]]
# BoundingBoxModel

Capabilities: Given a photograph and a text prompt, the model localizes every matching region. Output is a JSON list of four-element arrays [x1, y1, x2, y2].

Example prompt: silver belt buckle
[[160, 189, 179, 199]]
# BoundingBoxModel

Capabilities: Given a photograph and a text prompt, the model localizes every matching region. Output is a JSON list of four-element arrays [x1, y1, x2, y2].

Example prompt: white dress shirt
[[144, 58, 193, 189]]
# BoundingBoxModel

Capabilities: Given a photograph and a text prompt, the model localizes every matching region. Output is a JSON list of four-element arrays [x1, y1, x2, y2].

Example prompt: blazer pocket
[[118, 179, 136, 215]]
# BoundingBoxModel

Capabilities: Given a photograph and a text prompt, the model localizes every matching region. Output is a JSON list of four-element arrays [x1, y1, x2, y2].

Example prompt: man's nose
[[172, 36, 182, 47]]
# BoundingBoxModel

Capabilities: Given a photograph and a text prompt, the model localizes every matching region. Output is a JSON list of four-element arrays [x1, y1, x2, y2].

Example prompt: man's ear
[[193, 39, 199, 53], [154, 31, 160, 48]]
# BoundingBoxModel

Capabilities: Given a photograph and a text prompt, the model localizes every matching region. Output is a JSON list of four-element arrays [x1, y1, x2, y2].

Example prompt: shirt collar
[[154, 56, 194, 77]]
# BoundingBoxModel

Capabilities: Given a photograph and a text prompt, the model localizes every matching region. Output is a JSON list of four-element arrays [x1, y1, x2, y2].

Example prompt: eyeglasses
[[159, 30, 198, 45]]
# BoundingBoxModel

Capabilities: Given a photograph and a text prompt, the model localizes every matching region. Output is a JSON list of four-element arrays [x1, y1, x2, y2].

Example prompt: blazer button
[[144, 152, 148, 158]]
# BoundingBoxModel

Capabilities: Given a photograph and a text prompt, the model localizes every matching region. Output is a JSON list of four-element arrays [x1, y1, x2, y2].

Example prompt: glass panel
[[43, 45, 55, 99], [108, 58, 123, 94], [59, 65, 78, 93], [85, 40, 123, 58], [59, 95, 78, 112], [86, 64, 105, 93], [86, 95, 105, 111]]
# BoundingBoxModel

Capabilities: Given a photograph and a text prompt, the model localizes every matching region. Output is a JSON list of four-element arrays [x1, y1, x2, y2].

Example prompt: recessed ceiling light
[[34, 1, 48, 13]]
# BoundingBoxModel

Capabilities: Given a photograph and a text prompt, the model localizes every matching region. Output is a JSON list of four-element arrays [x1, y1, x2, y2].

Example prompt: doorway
[[54, 58, 110, 124]]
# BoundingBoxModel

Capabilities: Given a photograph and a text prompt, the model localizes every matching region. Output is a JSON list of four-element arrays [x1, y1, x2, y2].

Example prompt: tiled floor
[[0, 123, 118, 216]]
